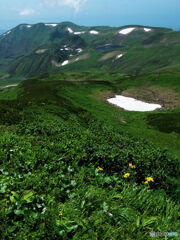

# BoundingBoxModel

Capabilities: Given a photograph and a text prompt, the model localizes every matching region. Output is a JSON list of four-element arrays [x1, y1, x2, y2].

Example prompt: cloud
[[41, 0, 87, 12], [19, 8, 35, 16], [62, 0, 87, 12]]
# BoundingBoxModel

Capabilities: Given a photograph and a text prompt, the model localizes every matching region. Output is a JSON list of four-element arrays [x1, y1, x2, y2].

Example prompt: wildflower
[[108, 213, 113, 217], [37, 205, 43, 209], [124, 173, 130, 178], [129, 163, 136, 169], [144, 181, 148, 184], [104, 210, 107, 213], [59, 212, 63, 217], [145, 177, 154, 182], [98, 166, 103, 171]]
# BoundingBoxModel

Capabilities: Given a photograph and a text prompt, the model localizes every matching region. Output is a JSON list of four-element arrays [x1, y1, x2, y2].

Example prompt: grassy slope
[[1, 23, 180, 78], [0, 72, 179, 239]]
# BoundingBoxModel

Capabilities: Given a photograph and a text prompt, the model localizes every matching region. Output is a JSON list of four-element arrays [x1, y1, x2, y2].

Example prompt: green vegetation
[[0, 72, 179, 239], [0, 22, 180, 78]]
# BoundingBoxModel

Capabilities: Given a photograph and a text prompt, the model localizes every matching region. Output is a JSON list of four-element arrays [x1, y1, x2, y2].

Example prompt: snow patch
[[116, 54, 123, 59], [3, 31, 11, 36], [45, 24, 58, 27], [25, 25, 32, 28], [89, 30, 99, 35], [76, 48, 83, 53], [61, 60, 69, 66], [107, 95, 161, 112], [74, 31, 85, 35], [119, 27, 135, 35], [67, 27, 73, 33], [144, 28, 152, 32]]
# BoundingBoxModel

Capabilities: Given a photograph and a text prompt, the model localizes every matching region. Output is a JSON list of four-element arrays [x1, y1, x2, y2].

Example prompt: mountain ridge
[[0, 22, 179, 78]]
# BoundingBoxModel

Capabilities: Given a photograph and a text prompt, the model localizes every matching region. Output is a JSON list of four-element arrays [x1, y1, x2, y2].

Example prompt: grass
[[0, 72, 179, 239]]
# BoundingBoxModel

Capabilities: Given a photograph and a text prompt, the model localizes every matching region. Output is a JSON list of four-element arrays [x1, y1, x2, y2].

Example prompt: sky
[[0, 0, 180, 30]]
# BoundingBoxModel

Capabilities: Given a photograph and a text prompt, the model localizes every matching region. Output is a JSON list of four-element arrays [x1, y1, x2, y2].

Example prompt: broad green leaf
[[21, 190, 34, 203], [14, 209, 24, 215]]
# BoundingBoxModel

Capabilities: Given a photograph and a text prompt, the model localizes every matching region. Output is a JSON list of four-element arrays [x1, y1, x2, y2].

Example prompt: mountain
[[0, 29, 7, 35], [0, 22, 180, 240], [0, 22, 180, 77]]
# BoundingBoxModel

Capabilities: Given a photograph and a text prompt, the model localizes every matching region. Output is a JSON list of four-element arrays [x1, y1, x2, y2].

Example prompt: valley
[[0, 21, 179, 239]]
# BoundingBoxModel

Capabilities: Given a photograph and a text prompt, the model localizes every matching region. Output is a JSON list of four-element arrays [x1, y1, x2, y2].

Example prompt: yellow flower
[[97, 166, 103, 171], [124, 173, 130, 178], [144, 181, 149, 184], [59, 212, 63, 217], [129, 163, 136, 169], [145, 177, 154, 182], [129, 163, 133, 168]]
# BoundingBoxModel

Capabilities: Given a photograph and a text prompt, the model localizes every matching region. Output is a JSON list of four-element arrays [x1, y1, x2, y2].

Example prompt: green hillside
[[0, 22, 180, 78], [0, 21, 180, 239], [0, 71, 179, 239]]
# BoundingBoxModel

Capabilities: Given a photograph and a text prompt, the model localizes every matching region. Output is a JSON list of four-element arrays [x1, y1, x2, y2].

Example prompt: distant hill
[[0, 22, 179, 77]]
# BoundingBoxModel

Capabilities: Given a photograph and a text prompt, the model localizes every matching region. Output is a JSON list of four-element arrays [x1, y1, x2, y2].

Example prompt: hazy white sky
[[0, 0, 179, 29]]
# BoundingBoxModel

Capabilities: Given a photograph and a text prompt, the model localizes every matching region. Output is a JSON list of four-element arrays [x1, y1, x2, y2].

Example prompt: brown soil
[[122, 86, 180, 109], [99, 51, 120, 61], [93, 86, 180, 110]]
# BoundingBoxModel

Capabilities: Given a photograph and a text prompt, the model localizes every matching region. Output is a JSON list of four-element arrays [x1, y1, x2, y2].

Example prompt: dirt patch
[[99, 51, 120, 61], [165, 40, 180, 46], [93, 90, 117, 101], [93, 84, 180, 110], [160, 37, 168, 43], [122, 85, 180, 109], [52, 53, 90, 68], [0, 83, 18, 89], [36, 49, 47, 54], [75, 53, 90, 61], [0, 74, 10, 79]]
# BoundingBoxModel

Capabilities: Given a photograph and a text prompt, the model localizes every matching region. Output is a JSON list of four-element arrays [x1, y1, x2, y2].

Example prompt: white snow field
[[144, 28, 152, 32], [119, 28, 135, 35], [89, 30, 99, 35], [107, 95, 161, 112], [116, 54, 123, 59], [67, 27, 73, 33], [76, 48, 83, 53], [61, 60, 69, 66], [74, 31, 86, 35], [45, 24, 58, 27], [3, 31, 11, 36]]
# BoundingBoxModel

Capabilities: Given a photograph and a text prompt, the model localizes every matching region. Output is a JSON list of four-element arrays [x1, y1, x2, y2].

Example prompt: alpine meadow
[[0, 2, 180, 239]]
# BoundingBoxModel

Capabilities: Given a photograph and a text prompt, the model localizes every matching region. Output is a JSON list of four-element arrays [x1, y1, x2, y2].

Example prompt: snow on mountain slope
[[67, 27, 73, 33], [45, 24, 58, 27], [116, 54, 123, 59], [119, 27, 135, 35], [61, 60, 69, 66], [144, 28, 152, 32], [74, 31, 86, 35], [89, 30, 99, 35]]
